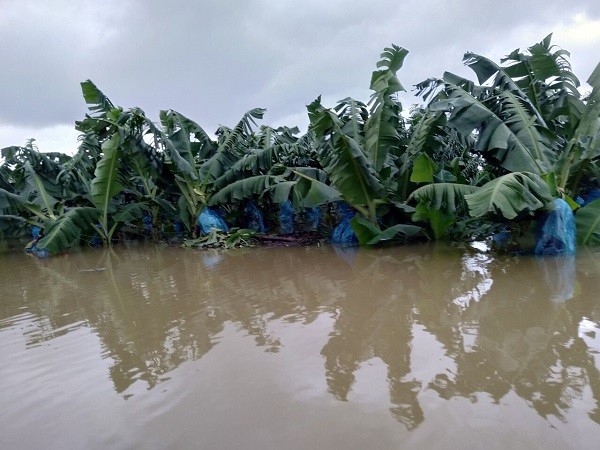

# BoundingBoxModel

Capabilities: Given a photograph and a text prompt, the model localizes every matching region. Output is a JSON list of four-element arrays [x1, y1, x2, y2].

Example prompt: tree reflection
[[320, 248, 423, 428], [423, 252, 600, 425], [3, 244, 600, 429]]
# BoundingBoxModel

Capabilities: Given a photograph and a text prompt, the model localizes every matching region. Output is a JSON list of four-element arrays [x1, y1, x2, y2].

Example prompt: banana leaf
[[91, 134, 123, 212], [36, 207, 101, 254], [364, 45, 408, 171], [410, 154, 437, 184], [80, 79, 115, 115], [91, 133, 124, 239], [208, 175, 279, 205], [211, 146, 280, 191], [288, 174, 340, 208], [351, 215, 422, 245], [335, 97, 369, 144], [432, 81, 553, 174], [466, 172, 553, 219], [0, 188, 47, 222], [22, 162, 59, 219], [310, 105, 383, 216], [409, 183, 478, 215]]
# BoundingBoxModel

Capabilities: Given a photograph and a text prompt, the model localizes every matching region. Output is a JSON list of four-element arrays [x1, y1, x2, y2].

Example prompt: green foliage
[[81, 79, 115, 115], [90, 133, 124, 242], [409, 183, 478, 215], [410, 154, 436, 184], [36, 207, 100, 253], [430, 84, 549, 174], [576, 199, 600, 245], [208, 175, 280, 205], [2, 36, 599, 253], [409, 183, 478, 238], [465, 172, 554, 219], [364, 45, 408, 171], [412, 203, 455, 239], [287, 173, 341, 208], [182, 228, 257, 249], [351, 215, 422, 245], [308, 98, 384, 223]]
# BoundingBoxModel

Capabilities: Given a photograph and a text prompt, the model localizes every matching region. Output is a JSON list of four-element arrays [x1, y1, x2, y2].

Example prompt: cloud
[[1, 0, 599, 152], [0, 123, 80, 153]]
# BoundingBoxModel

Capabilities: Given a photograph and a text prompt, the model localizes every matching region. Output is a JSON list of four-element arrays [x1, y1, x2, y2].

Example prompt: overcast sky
[[1, 0, 599, 154]]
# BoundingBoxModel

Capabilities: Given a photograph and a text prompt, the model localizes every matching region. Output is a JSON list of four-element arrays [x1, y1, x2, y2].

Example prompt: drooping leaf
[[199, 147, 243, 185], [217, 108, 266, 154], [144, 116, 197, 181], [320, 133, 383, 206], [0, 188, 47, 221], [289, 173, 341, 207], [464, 52, 548, 126], [409, 183, 478, 215], [502, 34, 581, 117], [36, 207, 101, 254], [23, 162, 58, 219], [335, 97, 369, 144], [112, 202, 146, 224], [290, 167, 329, 183], [208, 175, 278, 205], [404, 110, 446, 161], [350, 215, 421, 245], [497, 90, 555, 167], [432, 82, 552, 174], [465, 172, 553, 219], [211, 145, 280, 191], [160, 109, 215, 159]]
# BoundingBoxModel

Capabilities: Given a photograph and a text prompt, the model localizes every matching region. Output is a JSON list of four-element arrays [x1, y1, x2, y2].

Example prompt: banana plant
[[155, 108, 274, 230], [0, 140, 102, 252], [76, 80, 183, 245], [0, 141, 67, 226], [364, 45, 408, 173], [302, 45, 424, 244], [308, 97, 384, 225], [204, 122, 335, 214], [411, 35, 600, 242]]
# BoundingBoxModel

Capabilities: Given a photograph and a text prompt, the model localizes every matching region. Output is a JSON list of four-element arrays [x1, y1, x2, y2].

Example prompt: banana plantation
[[1, 34, 600, 255]]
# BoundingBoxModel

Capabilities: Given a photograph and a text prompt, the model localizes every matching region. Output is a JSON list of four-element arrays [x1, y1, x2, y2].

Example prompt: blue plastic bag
[[331, 217, 358, 244], [303, 207, 322, 231], [244, 201, 266, 233], [31, 225, 41, 240], [174, 220, 185, 237], [534, 198, 576, 256], [198, 208, 229, 235], [142, 212, 153, 232], [279, 201, 295, 235], [331, 202, 358, 244], [583, 189, 600, 206]]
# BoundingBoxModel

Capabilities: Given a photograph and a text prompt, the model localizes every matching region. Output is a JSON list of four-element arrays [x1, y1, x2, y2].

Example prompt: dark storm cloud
[[1, 0, 598, 151]]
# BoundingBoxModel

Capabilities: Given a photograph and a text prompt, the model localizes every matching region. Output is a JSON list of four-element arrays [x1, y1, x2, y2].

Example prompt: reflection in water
[[539, 255, 576, 302], [451, 253, 493, 308], [2, 243, 600, 447]]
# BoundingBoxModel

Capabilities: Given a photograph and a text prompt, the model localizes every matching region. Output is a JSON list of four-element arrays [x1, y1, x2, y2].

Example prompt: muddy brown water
[[1, 242, 600, 449]]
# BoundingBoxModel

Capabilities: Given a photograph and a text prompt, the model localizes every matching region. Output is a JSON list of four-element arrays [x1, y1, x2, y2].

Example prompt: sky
[[1, 0, 599, 155]]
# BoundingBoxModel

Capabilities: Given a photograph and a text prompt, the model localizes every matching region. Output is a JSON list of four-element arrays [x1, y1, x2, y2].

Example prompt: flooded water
[[1, 242, 600, 449]]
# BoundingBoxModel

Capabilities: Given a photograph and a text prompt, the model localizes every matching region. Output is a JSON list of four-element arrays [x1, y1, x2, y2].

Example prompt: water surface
[[1, 242, 600, 449]]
